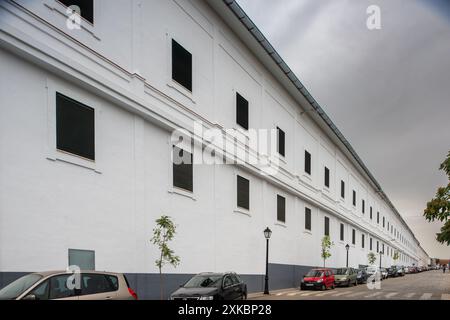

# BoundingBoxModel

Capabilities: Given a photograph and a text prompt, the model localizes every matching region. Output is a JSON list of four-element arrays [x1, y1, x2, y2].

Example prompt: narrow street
[[250, 270, 450, 300]]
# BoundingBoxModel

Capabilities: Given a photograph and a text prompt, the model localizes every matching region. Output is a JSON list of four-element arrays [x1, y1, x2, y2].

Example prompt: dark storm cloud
[[238, 0, 450, 257]]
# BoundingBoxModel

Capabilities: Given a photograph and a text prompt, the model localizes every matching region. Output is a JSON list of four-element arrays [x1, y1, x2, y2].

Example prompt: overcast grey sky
[[237, 0, 450, 258]]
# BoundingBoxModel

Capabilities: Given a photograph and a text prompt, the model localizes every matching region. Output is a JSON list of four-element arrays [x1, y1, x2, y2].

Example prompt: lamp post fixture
[[345, 244, 350, 268], [379, 250, 383, 269], [263, 227, 272, 295]]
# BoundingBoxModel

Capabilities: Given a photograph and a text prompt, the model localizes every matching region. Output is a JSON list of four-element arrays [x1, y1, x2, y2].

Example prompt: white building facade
[[0, 0, 429, 299]]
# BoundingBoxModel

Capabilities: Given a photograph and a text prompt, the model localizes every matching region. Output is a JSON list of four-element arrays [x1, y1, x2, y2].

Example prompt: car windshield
[[366, 267, 376, 273], [335, 268, 348, 275], [183, 275, 223, 288], [306, 270, 323, 277], [0, 274, 43, 300]]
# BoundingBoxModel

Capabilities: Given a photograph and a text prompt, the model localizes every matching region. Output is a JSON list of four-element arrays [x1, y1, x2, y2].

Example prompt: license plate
[[306, 283, 313, 286]]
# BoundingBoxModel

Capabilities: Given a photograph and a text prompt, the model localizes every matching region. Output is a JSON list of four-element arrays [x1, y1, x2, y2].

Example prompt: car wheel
[[321, 284, 326, 291], [332, 283, 335, 290]]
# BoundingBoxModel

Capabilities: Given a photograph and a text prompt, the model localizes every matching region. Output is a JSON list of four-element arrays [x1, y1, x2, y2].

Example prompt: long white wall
[[0, 0, 428, 276]]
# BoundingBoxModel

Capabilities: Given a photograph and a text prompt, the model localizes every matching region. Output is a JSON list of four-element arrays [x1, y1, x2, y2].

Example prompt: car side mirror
[[22, 294, 36, 301]]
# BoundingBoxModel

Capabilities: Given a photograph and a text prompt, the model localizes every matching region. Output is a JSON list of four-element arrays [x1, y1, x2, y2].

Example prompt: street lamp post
[[380, 251, 383, 269], [345, 244, 350, 268], [263, 227, 272, 295]]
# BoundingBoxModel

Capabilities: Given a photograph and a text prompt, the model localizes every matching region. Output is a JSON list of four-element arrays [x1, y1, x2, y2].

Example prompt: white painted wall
[[0, 0, 428, 276]]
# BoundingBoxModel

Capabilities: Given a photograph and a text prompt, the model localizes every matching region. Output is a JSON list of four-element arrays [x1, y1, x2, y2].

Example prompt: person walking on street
[[443, 265, 446, 273]]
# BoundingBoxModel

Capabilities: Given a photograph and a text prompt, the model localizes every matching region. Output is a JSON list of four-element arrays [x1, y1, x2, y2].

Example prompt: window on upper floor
[[376, 241, 379, 252], [59, 0, 94, 24], [352, 190, 356, 206], [172, 39, 192, 91], [377, 211, 380, 224], [324, 216, 330, 236], [305, 207, 312, 231], [236, 92, 248, 130], [304, 150, 311, 175], [324, 167, 330, 188], [56, 92, 95, 161], [277, 127, 285, 157], [362, 234, 365, 248], [383, 216, 385, 228], [352, 229, 356, 245], [340, 223, 344, 241], [172, 146, 193, 192], [370, 207, 373, 220], [370, 238, 373, 250], [340, 180, 345, 199], [236, 175, 249, 210], [362, 199, 365, 214], [277, 195, 286, 223]]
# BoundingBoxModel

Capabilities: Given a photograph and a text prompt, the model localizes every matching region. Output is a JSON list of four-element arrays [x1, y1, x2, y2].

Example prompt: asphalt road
[[249, 270, 450, 300]]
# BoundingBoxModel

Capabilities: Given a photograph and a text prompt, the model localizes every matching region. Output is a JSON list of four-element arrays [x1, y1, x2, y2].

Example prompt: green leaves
[[423, 150, 450, 245], [151, 215, 181, 270], [393, 251, 399, 261], [321, 235, 334, 266], [367, 252, 376, 265]]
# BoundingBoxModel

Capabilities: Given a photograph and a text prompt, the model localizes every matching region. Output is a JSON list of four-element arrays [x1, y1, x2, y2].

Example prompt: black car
[[170, 272, 247, 300], [356, 269, 368, 284], [387, 267, 397, 278]]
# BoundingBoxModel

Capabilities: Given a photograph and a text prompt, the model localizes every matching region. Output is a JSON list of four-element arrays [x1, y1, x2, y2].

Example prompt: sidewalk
[[248, 287, 297, 299]]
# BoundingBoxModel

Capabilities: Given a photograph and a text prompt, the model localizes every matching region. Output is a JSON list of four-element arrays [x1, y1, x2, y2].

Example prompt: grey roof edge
[[222, 0, 428, 257]]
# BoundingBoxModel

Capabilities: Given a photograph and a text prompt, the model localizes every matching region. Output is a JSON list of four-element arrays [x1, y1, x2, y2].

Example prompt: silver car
[[0, 270, 138, 300]]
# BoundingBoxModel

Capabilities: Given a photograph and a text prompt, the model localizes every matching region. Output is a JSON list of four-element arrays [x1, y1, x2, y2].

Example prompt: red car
[[300, 268, 335, 290]]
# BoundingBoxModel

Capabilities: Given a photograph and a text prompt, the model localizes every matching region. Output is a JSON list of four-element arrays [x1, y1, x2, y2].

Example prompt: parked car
[[365, 266, 381, 282], [334, 267, 357, 287], [356, 268, 368, 284], [0, 271, 137, 300], [397, 266, 405, 277], [301, 268, 335, 291], [404, 267, 410, 274], [380, 268, 388, 279], [170, 272, 247, 300]]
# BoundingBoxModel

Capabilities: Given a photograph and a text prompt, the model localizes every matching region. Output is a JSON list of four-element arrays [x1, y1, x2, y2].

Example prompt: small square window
[[236, 93, 248, 130], [59, 0, 94, 24], [324, 167, 330, 188], [237, 175, 249, 210], [304, 150, 311, 175], [277, 127, 285, 157], [172, 39, 192, 91], [305, 207, 311, 231], [277, 195, 286, 223], [56, 92, 95, 160], [324, 216, 330, 236], [172, 146, 193, 192], [68, 249, 95, 270]]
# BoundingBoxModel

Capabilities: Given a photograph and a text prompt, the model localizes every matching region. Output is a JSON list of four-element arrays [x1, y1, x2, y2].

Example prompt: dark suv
[[170, 272, 247, 300]]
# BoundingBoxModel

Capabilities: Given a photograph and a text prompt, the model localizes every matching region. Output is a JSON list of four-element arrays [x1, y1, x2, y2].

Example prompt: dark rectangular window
[[376, 241, 379, 252], [362, 199, 365, 214], [377, 212, 380, 224], [305, 207, 311, 231], [352, 229, 356, 245], [370, 238, 372, 250], [172, 39, 192, 91], [172, 146, 193, 192], [56, 92, 95, 160], [340, 223, 344, 241], [382, 243, 385, 254], [277, 127, 285, 157], [382, 216, 385, 228], [370, 207, 373, 220], [60, 0, 94, 24], [236, 93, 249, 130], [277, 195, 286, 223], [352, 190, 356, 206], [324, 167, 330, 188], [340, 180, 345, 198], [237, 175, 249, 210], [304, 150, 311, 175], [324, 216, 330, 236], [362, 234, 365, 248]]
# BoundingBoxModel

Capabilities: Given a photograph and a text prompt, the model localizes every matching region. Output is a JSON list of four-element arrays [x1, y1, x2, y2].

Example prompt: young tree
[[150, 215, 180, 300], [321, 235, 334, 267], [424, 150, 450, 245], [367, 252, 377, 265], [393, 251, 399, 264]]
